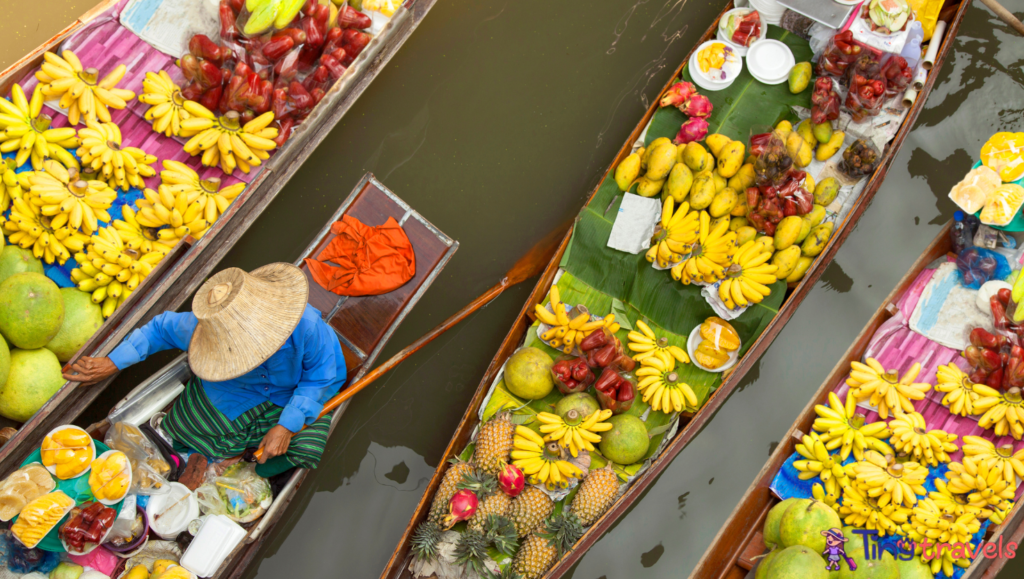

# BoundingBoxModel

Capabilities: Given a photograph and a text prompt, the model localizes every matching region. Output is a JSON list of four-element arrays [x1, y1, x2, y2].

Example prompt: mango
[[786, 256, 813, 283], [646, 143, 678, 180], [802, 222, 835, 257], [788, 62, 812, 94], [683, 142, 711, 172], [705, 134, 731, 157], [664, 163, 694, 203], [728, 163, 756, 193], [709, 187, 739, 218], [774, 120, 792, 141], [689, 173, 717, 210], [710, 214, 730, 232], [712, 171, 728, 193], [772, 246, 802, 279], [717, 140, 746, 178], [814, 177, 840, 206], [816, 131, 845, 161], [614, 153, 641, 192], [731, 193, 748, 217], [805, 205, 826, 228], [729, 216, 748, 231], [735, 226, 757, 246], [795, 217, 812, 244], [786, 132, 813, 168], [796, 120, 815, 147], [636, 176, 666, 197], [642, 137, 671, 169], [756, 236, 774, 252], [805, 174, 815, 194], [813, 121, 833, 144], [774, 216, 803, 250]]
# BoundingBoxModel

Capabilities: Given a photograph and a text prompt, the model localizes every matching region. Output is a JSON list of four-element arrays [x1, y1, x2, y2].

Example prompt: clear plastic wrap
[[956, 246, 1010, 290], [751, 129, 793, 187], [880, 53, 913, 97], [195, 463, 272, 524], [105, 422, 172, 496], [11, 491, 75, 549], [89, 451, 132, 503], [0, 529, 59, 575], [980, 132, 1024, 182], [0, 464, 55, 521], [839, 139, 882, 179], [59, 501, 116, 554], [593, 367, 636, 414], [550, 356, 594, 395], [844, 54, 887, 122], [816, 30, 864, 78]]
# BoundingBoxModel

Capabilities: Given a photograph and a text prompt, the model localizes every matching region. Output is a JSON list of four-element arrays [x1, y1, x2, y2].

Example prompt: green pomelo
[[555, 392, 600, 420], [764, 498, 806, 549], [779, 499, 841, 554], [0, 272, 65, 349], [755, 548, 783, 579], [838, 547, 898, 579], [894, 555, 933, 579], [598, 414, 649, 465], [46, 288, 104, 362], [766, 545, 828, 579], [0, 246, 43, 285], [0, 348, 64, 422], [0, 338, 8, 392], [504, 347, 554, 399]]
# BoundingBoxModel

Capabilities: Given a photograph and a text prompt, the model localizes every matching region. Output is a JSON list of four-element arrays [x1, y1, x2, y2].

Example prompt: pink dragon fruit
[[443, 489, 478, 528], [498, 463, 525, 497], [673, 117, 709, 144], [680, 94, 713, 118], [659, 81, 696, 108]]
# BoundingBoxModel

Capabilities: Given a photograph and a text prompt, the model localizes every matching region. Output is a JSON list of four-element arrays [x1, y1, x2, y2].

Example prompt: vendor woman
[[64, 263, 345, 478]]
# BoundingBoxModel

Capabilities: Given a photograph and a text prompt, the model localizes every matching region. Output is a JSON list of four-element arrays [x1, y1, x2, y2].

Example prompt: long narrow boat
[[72, 173, 456, 578], [0, 0, 437, 472], [381, 1, 971, 577], [689, 221, 1024, 579]]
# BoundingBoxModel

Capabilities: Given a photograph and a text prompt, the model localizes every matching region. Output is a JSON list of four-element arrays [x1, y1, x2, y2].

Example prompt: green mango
[[814, 178, 840, 206], [813, 122, 834, 145], [788, 62, 812, 94]]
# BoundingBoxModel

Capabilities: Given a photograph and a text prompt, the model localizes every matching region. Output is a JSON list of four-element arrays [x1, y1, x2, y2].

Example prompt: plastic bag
[[195, 463, 272, 523], [0, 529, 59, 575], [980, 132, 1024, 183], [816, 30, 865, 78], [839, 139, 882, 179], [579, 327, 635, 372], [957, 246, 1010, 289], [751, 129, 793, 187], [593, 367, 636, 414], [12, 491, 75, 549], [59, 502, 116, 554], [106, 422, 172, 496], [844, 54, 887, 122], [0, 463, 55, 521], [90, 451, 132, 503], [880, 54, 913, 98], [550, 356, 594, 395]]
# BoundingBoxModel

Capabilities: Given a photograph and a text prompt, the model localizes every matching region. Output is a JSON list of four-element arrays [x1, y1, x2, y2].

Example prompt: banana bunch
[[847, 450, 928, 508], [669, 211, 735, 285], [36, 51, 135, 125], [903, 498, 979, 577], [179, 104, 278, 175], [945, 456, 1017, 508], [988, 500, 1014, 525], [635, 347, 699, 414], [811, 482, 839, 510], [627, 319, 689, 364], [971, 385, 1024, 439], [645, 198, 698, 268], [536, 409, 613, 457], [0, 158, 25, 214], [27, 160, 115, 235], [838, 484, 909, 536], [934, 363, 980, 417], [887, 411, 959, 467], [4, 197, 89, 264], [929, 479, 993, 520], [112, 205, 173, 255], [813, 391, 893, 462], [959, 435, 1024, 487], [134, 187, 211, 247], [71, 227, 165, 317], [718, 239, 777, 309], [793, 432, 849, 499], [159, 161, 245, 224], [534, 285, 617, 354], [139, 71, 191, 137], [846, 358, 931, 419], [76, 121, 157, 191], [510, 425, 584, 491], [0, 84, 80, 170]]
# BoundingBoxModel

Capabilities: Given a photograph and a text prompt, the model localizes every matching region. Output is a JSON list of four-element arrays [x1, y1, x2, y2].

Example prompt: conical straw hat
[[188, 263, 309, 382]]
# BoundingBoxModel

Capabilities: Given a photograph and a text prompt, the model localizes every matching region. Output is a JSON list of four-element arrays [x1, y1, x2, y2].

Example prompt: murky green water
[[4, 0, 1024, 577]]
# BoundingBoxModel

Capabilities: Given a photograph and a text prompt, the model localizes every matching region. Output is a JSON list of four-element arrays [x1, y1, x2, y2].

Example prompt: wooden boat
[[0, 0, 438, 472], [688, 221, 1024, 579], [71, 173, 457, 578], [380, 1, 972, 577]]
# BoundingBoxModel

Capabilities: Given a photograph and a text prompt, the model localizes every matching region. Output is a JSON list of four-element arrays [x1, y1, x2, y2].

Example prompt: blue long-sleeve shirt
[[108, 304, 347, 433]]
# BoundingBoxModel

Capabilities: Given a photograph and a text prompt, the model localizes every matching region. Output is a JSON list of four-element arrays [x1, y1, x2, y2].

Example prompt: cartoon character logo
[[821, 528, 857, 571]]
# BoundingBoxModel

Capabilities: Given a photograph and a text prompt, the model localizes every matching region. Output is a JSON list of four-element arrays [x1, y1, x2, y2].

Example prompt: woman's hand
[[258, 425, 293, 463], [62, 357, 119, 385]]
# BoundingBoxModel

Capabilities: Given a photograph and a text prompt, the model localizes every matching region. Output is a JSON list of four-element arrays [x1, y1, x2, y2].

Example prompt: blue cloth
[[108, 304, 346, 433]]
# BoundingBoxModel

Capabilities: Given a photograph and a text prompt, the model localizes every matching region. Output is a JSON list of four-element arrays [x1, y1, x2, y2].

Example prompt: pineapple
[[427, 460, 474, 524], [454, 528, 491, 575], [474, 411, 516, 476], [509, 486, 555, 537], [569, 465, 620, 526], [512, 514, 584, 579], [410, 520, 442, 561], [468, 492, 513, 532]]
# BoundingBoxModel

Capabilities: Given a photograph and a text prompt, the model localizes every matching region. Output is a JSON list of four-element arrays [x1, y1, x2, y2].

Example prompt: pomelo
[[755, 548, 782, 579], [555, 392, 600, 420], [894, 555, 932, 579], [598, 414, 650, 464], [0, 272, 64, 349], [0, 246, 43, 285], [779, 499, 841, 554], [0, 338, 8, 391], [0, 348, 64, 422], [764, 498, 806, 549], [838, 546, 898, 579], [766, 544, 828, 579], [504, 347, 554, 399], [46, 288, 104, 362]]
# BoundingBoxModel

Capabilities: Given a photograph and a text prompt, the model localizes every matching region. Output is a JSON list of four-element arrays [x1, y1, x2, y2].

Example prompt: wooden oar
[[977, 0, 1024, 36], [254, 222, 570, 459]]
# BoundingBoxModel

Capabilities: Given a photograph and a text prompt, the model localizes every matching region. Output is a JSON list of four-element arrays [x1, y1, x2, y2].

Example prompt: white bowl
[[746, 39, 795, 85], [690, 41, 743, 91], [147, 482, 199, 540], [91, 450, 132, 506], [687, 326, 740, 373], [716, 10, 769, 57], [43, 425, 96, 480]]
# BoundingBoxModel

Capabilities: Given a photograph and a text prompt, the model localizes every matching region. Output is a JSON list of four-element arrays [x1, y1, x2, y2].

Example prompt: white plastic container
[[181, 515, 246, 577], [147, 482, 199, 539]]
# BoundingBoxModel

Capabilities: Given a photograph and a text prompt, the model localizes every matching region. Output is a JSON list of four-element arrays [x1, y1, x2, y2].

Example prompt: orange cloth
[[304, 215, 416, 296]]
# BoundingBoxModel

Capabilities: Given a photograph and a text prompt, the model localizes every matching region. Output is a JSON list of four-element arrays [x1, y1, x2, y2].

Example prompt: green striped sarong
[[163, 377, 332, 471]]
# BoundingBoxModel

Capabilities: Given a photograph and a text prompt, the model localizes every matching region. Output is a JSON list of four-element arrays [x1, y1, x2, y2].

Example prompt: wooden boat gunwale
[[0, 0, 438, 475], [380, 0, 971, 576]]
